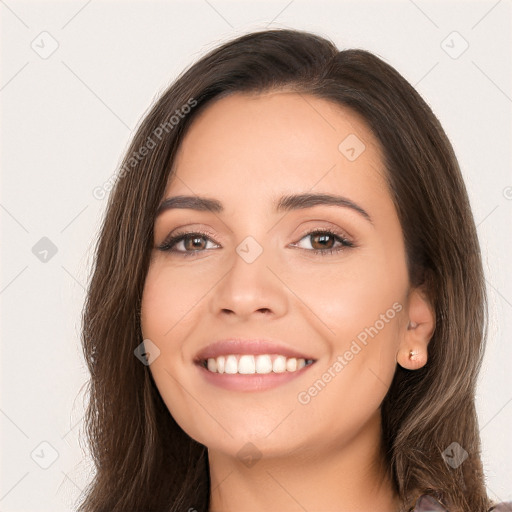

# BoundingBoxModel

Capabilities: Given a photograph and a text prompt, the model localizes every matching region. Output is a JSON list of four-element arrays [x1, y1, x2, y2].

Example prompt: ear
[[397, 286, 436, 370]]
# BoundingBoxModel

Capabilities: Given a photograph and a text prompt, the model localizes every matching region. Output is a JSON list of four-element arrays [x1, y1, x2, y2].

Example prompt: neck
[[207, 411, 401, 512]]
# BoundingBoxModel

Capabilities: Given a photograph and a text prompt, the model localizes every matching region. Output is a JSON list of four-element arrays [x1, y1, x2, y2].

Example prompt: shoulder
[[412, 495, 448, 511], [412, 495, 512, 512], [489, 503, 512, 511]]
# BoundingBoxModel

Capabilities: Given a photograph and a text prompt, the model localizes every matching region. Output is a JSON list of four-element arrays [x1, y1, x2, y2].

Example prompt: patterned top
[[412, 494, 512, 511]]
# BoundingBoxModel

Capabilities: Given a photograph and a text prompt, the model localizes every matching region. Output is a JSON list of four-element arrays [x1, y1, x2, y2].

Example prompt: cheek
[[140, 264, 198, 394], [141, 262, 206, 340], [285, 243, 407, 400], [140, 263, 206, 439], [293, 267, 404, 442], [288, 246, 407, 347]]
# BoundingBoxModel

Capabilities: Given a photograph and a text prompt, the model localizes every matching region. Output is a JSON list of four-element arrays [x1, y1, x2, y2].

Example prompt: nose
[[209, 242, 288, 321]]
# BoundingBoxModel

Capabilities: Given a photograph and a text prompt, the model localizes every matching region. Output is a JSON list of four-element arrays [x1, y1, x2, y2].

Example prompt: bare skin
[[141, 91, 435, 511]]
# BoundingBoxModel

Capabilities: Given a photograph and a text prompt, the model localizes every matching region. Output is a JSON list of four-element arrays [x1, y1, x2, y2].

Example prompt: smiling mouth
[[198, 354, 316, 375]]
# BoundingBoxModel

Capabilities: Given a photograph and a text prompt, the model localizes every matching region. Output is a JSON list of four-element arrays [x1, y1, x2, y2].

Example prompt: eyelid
[[156, 228, 219, 252], [289, 227, 355, 254], [293, 224, 353, 244]]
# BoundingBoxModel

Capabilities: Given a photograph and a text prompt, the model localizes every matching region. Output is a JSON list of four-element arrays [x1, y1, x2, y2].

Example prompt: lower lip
[[195, 362, 316, 392]]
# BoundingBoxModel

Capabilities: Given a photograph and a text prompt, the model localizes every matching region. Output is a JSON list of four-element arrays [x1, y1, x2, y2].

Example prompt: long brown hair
[[77, 29, 492, 511]]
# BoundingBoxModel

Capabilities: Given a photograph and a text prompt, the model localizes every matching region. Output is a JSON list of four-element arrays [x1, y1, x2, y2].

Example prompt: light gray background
[[1, 0, 511, 510]]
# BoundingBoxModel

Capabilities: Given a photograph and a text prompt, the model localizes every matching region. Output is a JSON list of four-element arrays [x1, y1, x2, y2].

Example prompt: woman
[[77, 29, 511, 511]]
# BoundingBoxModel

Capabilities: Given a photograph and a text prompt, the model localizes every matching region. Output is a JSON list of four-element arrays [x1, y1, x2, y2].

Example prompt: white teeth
[[203, 354, 313, 374], [273, 355, 286, 373], [207, 358, 217, 372], [225, 355, 238, 374], [286, 358, 297, 372], [238, 355, 255, 374], [255, 354, 273, 374]]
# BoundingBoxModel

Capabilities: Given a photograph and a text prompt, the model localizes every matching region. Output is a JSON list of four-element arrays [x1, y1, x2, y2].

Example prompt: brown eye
[[157, 231, 220, 255], [183, 235, 208, 251], [309, 232, 336, 250], [291, 229, 354, 255]]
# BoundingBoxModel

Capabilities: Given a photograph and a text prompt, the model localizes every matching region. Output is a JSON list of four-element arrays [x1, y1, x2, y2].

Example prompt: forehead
[[166, 91, 388, 212]]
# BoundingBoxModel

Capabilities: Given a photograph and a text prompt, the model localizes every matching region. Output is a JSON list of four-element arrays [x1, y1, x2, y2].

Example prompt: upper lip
[[194, 338, 316, 362]]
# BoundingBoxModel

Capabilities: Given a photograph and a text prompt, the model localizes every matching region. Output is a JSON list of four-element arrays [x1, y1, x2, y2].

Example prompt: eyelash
[[157, 228, 355, 258]]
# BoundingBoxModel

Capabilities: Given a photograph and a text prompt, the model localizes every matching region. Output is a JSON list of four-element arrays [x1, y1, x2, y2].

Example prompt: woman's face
[[141, 91, 413, 459]]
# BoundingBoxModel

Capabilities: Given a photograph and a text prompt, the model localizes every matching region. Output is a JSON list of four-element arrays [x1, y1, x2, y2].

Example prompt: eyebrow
[[156, 193, 372, 223]]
